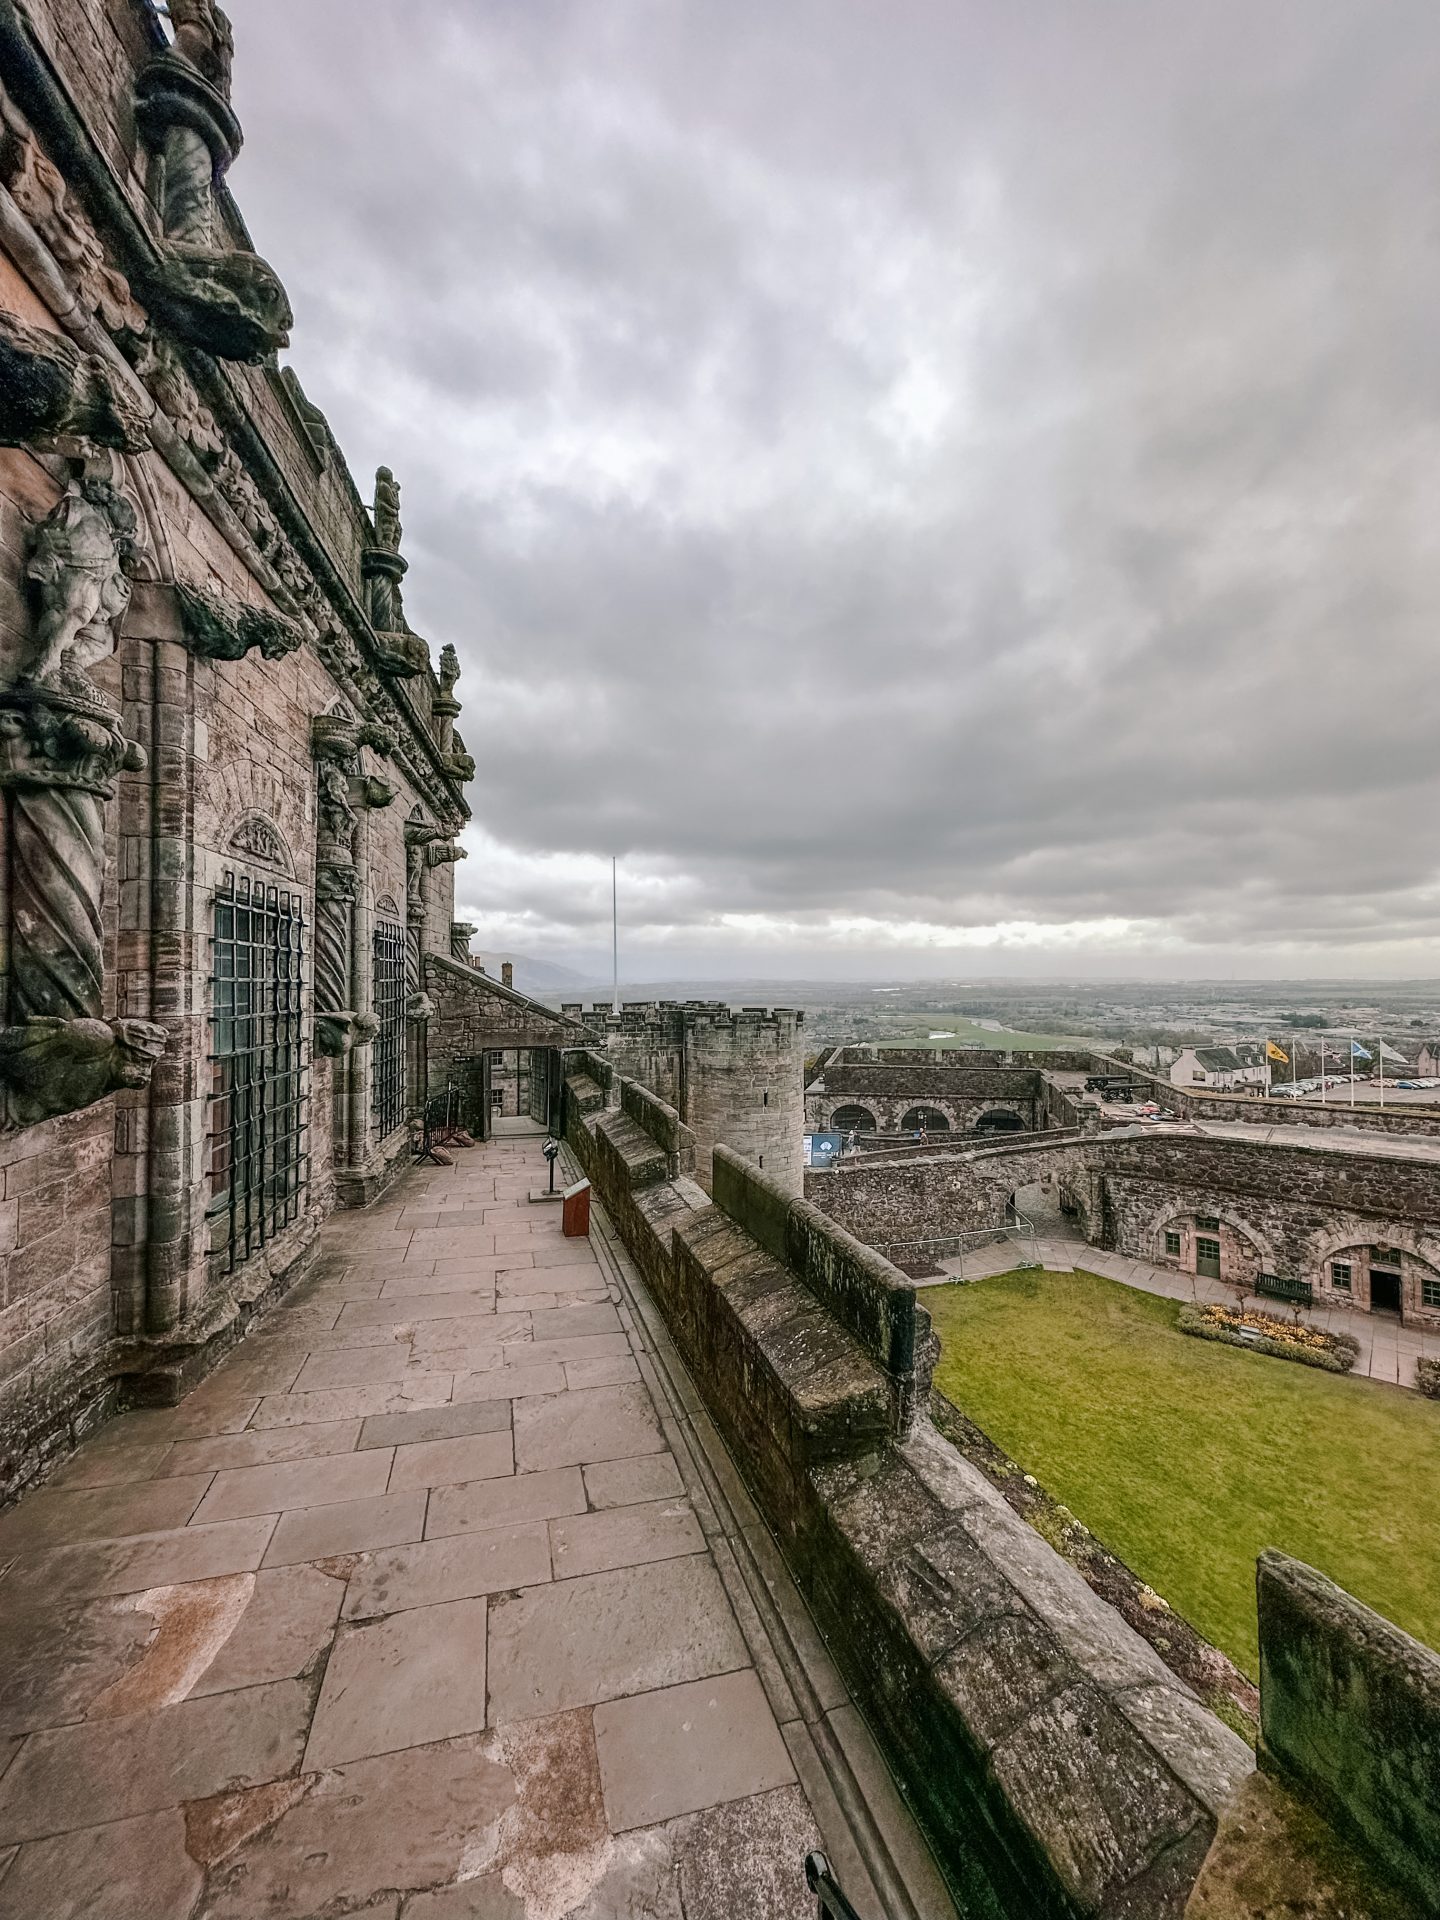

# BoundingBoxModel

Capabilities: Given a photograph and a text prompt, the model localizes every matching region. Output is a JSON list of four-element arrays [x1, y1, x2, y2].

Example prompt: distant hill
[[465, 950, 590, 997]]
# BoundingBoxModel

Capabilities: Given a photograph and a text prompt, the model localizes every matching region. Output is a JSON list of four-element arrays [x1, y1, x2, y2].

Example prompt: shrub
[[1417, 1357, 1440, 1401], [1178, 1303, 1357, 1374]]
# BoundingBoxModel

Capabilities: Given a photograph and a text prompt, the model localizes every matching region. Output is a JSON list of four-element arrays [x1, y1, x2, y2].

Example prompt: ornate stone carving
[[127, 335, 222, 469], [167, 0, 235, 97], [443, 732, 476, 784], [22, 460, 138, 695], [0, 1016, 167, 1128], [363, 468, 433, 679], [0, 678, 160, 1126], [407, 991, 435, 1025], [404, 812, 441, 923], [228, 812, 291, 871], [450, 921, 477, 963], [310, 713, 394, 1057], [145, 245, 293, 365], [371, 628, 430, 678], [0, 310, 150, 452], [0, 103, 149, 337], [426, 840, 467, 872], [280, 367, 330, 468], [175, 582, 302, 663], [437, 644, 460, 702], [375, 893, 402, 920], [133, 14, 292, 363]]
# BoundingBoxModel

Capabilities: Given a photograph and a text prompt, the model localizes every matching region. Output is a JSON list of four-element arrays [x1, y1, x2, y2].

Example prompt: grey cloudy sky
[[231, 1, 1440, 980]]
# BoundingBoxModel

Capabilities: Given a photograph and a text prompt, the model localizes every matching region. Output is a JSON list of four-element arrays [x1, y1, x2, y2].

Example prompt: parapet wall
[[563, 1065, 1254, 1916], [1258, 1551, 1440, 1912]]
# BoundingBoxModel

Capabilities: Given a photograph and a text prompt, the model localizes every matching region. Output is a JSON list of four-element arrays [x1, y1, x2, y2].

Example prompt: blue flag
[[1350, 1041, 1371, 1061]]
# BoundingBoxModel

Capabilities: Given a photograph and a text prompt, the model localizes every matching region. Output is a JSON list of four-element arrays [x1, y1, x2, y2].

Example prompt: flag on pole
[[1266, 1041, 1289, 1064], [1351, 1041, 1372, 1061]]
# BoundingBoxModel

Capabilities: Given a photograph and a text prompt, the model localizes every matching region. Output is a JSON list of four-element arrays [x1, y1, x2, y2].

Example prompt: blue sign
[[805, 1132, 843, 1167]]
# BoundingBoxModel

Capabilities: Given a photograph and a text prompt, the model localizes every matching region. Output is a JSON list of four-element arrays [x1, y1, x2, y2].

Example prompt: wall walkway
[[0, 1137, 951, 1918]]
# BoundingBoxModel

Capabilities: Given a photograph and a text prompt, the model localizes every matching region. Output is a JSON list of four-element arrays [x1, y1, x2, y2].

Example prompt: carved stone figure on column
[[362, 469, 429, 678], [310, 712, 393, 1057], [0, 474, 165, 1123], [133, 1, 292, 361], [23, 463, 138, 694], [450, 922, 477, 964]]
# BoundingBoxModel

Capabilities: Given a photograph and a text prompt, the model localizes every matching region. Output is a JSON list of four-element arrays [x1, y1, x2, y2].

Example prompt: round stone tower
[[566, 999, 806, 1195], [679, 1005, 806, 1196]]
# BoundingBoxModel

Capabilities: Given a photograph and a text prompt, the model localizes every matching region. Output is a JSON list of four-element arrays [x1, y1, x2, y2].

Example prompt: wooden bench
[[1256, 1272, 1314, 1307]]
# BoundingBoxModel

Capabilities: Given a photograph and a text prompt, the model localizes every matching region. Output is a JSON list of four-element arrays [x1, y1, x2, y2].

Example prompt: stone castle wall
[[0, 0, 495, 1495], [566, 1000, 805, 1194], [807, 1127, 1440, 1323]]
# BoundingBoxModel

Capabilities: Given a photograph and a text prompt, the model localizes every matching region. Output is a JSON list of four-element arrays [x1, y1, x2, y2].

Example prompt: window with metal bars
[[373, 917, 406, 1137], [207, 871, 309, 1272]]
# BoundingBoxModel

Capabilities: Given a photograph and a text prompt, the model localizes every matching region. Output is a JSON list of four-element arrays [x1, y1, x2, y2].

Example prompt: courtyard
[[928, 1267, 1440, 1677]]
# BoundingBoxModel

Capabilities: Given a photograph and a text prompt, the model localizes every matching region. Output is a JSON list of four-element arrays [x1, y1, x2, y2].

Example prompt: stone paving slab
[[0, 1134, 934, 1918]]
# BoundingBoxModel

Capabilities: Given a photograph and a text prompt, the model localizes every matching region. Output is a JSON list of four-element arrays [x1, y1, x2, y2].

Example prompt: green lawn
[[928, 1269, 1440, 1676]]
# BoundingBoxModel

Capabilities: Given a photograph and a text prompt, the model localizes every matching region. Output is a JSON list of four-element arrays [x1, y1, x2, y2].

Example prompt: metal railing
[[881, 1209, 1042, 1279], [806, 1851, 867, 1919]]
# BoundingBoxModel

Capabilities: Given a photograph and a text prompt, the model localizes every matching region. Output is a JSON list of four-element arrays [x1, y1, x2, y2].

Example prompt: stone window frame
[[206, 868, 311, 1275], [372, 916, 406, 1140], [1331, 1261, 1353, 1292], [1164, 1228, 1183, 1258], [1422, 1273, 1440, 1310], [1195, 1214, 1221, 1231]]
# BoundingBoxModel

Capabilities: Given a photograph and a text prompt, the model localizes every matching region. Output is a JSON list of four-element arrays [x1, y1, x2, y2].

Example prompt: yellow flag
[[1266, 1041, 1289, 1064]]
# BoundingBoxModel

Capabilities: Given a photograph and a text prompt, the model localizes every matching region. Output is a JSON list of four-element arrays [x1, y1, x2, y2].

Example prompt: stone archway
[[900, 1106, 950, 1134], [830, 1104, 877, 1133], [975, 1108, 1026, 1136], [1145, 1202, 1276, 1290], [1305, 1224, 1440, 1321]]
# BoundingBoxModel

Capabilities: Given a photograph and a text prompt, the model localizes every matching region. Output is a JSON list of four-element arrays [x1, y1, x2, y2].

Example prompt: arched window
[[975, 1108, 1025, 1134], [900, 1107, 949, 1133], [830, 1105, 877, 1133]]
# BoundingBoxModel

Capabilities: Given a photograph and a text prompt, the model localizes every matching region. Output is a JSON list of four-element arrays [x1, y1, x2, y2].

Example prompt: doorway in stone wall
[[1196, 1235, 1222, 1280], [1370, 1265, 1403, 1315]]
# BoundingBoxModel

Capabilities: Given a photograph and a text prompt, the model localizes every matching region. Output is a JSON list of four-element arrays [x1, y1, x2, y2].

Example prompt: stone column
[[450, 921, 477, 964], [0, 464, 166, 1130]]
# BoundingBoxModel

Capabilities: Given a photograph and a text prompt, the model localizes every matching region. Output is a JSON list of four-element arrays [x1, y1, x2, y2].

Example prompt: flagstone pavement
[[0, 1137, 955, 1920]]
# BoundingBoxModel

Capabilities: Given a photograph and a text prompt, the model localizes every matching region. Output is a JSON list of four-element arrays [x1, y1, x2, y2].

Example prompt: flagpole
[[1320, 1032, 1325, 1105], [1349, 1033, 1356, 1109], [1377, 1033, 1384, 1109], [611, 856, 620, 1017]]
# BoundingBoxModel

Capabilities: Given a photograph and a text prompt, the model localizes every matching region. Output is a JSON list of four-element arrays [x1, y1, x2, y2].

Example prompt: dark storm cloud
[[230, 0, 1440, 971]]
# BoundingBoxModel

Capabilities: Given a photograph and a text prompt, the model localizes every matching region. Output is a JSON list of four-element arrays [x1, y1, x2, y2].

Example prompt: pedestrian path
[[926, 1233, 1435, 1391], [0, 1136, 953, 1919]]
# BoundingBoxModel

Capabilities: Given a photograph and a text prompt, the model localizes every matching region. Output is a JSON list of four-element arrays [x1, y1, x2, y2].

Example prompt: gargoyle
[[0, 1016, 167, 1128], [147, 244, 293, 364], [0, 311, 150, 452]]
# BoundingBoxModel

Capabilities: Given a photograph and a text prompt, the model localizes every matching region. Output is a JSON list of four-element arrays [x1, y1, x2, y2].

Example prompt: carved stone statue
[[0, 310, 151, 452], [362, 468, 433, 678], [437, 644, 460, 699], [0, 1016, 167, 1128], [167, 0, 235, 96], [24, 467, 138, 693], [133, 9, 293, 363], [374, 467, 402, 554]]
